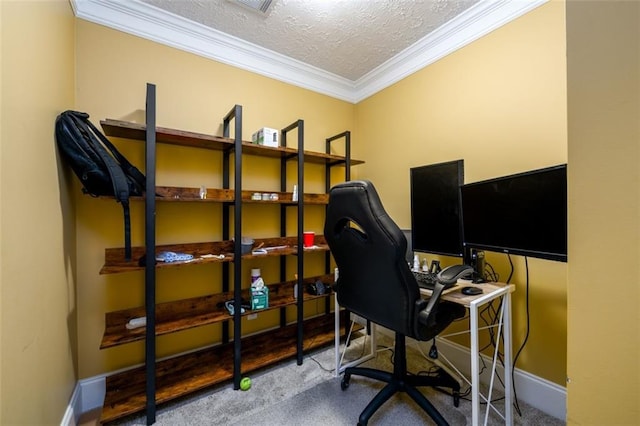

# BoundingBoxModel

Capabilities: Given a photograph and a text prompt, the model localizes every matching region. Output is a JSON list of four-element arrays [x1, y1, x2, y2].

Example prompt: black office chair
[[324, 180, 466, 426]]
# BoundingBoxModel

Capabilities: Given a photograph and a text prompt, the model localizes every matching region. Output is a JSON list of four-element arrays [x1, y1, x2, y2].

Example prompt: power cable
[[511, 256, 531, 416]]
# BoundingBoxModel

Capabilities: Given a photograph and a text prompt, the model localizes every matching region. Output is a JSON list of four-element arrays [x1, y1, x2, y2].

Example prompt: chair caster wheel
[[341, 375, 350, 390]]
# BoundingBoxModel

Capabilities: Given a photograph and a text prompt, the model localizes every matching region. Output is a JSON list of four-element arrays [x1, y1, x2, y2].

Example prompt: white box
[[252, 127, 279, 147]]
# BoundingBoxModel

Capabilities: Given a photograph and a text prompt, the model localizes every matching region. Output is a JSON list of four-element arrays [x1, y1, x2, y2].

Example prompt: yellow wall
[[0, 1, 76, 424], [357, 2, 568, 385], [566, 1, 639, 423], [74, 20, 357, 377]]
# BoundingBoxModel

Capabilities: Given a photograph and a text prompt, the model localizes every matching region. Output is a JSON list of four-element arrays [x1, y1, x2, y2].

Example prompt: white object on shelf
[[126, 316, 146, 329], [252, 127, 279, 147]]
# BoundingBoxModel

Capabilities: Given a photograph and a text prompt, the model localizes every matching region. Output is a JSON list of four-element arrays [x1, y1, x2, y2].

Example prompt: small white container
[[252, 127, 279, 147]]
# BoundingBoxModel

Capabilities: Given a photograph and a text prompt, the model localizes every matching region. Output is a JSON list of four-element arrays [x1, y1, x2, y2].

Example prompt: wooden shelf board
[[101, 312, 348, 423], [100, 237, 329, 275], [100, 119, 364, 165], [100, 119, 233, 150], [135, 186, 328, 204], [100, 274, 335, 348]]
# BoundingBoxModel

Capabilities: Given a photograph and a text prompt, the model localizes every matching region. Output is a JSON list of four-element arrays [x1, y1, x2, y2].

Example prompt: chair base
[[341, 333, 459, 426]]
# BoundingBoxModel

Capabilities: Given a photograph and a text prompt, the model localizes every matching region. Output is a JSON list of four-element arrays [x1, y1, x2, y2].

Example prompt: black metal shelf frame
[[131, 84, 357, 425]]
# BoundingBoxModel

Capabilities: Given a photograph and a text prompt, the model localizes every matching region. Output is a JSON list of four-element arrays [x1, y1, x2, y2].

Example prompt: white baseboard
[[61, 375, 106, 426], [63, 331, 566, 424], [376, 326, 566, 421], [60, 383, 81, 426]]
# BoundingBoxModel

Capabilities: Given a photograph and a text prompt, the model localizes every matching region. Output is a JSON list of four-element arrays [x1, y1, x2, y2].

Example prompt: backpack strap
[[66, 111, 134, 260], [84, 117, 146, 194]]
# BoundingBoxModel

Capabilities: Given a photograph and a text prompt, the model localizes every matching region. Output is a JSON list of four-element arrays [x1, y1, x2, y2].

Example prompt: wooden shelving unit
[[95, 84, 363, 424]]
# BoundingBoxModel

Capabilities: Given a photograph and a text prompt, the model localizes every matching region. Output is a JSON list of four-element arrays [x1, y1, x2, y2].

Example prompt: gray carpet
[[111, 334, 564, 425]]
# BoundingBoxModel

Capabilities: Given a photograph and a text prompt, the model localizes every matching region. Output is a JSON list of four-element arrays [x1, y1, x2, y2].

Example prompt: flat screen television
[[410, 160, 465, 258], [460, 164, 567, 262]]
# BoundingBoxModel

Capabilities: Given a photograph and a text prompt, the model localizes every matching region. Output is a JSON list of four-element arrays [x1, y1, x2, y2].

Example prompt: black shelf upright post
[[296, 121, 305, 366], [221, 112, 232, 345], [279, 129, 287, 329], [144, 82, 157, 425], [282, 119, 305, 365], [223, 105, 243, 389], [325, 131, 351, 181], [325, 131, 351, 314]]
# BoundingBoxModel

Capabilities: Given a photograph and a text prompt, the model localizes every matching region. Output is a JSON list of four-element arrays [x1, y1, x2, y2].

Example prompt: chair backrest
[[324, 180, 421, 337]]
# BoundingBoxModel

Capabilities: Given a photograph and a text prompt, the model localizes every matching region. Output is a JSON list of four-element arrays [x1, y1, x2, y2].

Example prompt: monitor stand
[[469, 249, 486, 283]]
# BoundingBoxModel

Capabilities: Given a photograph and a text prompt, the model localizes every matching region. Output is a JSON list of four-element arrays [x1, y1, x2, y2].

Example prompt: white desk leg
[[442, 286, 513, 425], [334, 292, 340, 378], [334, 291, 377, 376], [504, 292, 513, 425], [470, 300, 480, 426]]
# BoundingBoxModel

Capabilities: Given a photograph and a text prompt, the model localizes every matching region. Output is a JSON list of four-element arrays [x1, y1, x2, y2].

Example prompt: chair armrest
[[415, 281, 446, 331]]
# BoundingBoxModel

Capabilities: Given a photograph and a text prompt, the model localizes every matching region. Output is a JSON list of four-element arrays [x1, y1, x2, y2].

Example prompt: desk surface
[[420, 281, 514, 307]]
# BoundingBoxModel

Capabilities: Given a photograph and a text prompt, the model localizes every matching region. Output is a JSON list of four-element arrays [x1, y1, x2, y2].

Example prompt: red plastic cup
[[303, 231, 315, 247]]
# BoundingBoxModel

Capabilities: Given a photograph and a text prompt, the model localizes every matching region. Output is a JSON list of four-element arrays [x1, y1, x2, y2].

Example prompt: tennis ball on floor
[[240, 377, 252, 391]]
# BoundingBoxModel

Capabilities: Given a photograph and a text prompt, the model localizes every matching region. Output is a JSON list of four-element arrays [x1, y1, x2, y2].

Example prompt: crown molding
[[71, 0, 548, 104], [353, 0, 549, 102]]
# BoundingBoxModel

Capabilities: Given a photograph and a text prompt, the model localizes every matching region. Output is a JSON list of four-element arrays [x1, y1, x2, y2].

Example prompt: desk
[[437, 282, 515, 426], [335, 282, 515, 426]]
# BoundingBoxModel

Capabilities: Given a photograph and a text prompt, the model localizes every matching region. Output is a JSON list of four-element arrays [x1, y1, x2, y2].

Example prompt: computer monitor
[[460, 164, 567, 262], [410, 160, 465, 258]]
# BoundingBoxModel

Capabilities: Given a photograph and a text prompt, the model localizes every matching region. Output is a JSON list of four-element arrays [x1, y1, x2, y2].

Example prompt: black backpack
[[55, 110, 146, 261]]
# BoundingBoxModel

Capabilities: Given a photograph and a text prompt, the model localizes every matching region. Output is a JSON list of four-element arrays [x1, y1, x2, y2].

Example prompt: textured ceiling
[[141, 0, 480, 81], [72, 0, 546, 102]]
